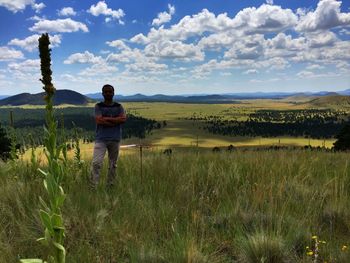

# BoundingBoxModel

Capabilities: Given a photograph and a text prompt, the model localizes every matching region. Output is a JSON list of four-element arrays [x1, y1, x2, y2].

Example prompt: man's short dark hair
[[102, 84, 114, 91]]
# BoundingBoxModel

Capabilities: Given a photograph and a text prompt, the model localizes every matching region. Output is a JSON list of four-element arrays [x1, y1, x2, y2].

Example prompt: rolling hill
[[307, 95, 350, 108], [0, 89, 93, 106]]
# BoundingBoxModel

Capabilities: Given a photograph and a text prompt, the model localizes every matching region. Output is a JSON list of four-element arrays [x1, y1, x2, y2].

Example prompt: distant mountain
[[1, 89, 349, 105], [282, 93, 318, 102], [307, 95, 350, 108], [0, 95, 9, 100], [337, 89, 350, 96], [85, 89, 350, 102], [0, 89, 93, 106]]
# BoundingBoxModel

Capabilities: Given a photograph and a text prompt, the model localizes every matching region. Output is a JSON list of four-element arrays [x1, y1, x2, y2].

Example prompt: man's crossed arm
[[95, 113, 127, 126]]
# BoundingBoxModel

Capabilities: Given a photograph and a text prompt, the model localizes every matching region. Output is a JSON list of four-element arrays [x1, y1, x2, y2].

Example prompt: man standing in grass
[[91, 84, 127, 188]]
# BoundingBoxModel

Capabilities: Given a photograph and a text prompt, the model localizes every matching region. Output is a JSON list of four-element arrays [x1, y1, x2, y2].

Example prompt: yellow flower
[[320, 240, 326, 244], [312, 235, 318, 239], [342, 245, 348, 251], [306, 251, 314, 256]]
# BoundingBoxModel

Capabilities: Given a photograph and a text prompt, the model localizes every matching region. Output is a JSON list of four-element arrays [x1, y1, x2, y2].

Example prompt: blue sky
[[0, 0, 349, 95]]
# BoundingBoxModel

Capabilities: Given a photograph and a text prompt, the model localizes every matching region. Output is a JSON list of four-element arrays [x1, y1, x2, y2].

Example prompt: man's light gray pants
[[91, 140, 120, 186]]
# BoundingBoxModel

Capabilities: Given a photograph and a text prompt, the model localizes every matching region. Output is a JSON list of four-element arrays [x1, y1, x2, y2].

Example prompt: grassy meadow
[[1, 100, 349, 262], [1, 149, 349, 262]]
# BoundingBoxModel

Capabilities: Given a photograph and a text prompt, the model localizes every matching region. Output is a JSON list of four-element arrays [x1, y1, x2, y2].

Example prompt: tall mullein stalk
[[21, 33, 66, 263]]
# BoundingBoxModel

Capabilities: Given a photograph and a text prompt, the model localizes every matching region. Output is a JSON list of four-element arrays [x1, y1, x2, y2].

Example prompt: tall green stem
[[21, 33, 66, 263]]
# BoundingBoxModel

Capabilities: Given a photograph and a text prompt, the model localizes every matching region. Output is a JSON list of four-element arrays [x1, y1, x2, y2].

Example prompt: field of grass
[[122, 102, 337, 148], [2, 100, 344, 149], [1, 149, 349, 262]]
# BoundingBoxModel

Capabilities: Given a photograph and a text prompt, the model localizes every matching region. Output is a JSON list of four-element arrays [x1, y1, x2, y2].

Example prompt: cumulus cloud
[[78, 63, 118, 76], [132, 4, 297, 47], [8, 34, 62, 51], [32, 2, 44, 13], [58, 7, 76, 16], [306, 31, 338, 48], [132, 9, 236, 44], [88, 1, 125, 25], [152, 4, 175, 27], [106, 39, 130, 50], [198, 32, 238, 50], [266, 33, 306, 51], [296, 0, 350, 32], [144, 40, 204, 61], [224, 35, 265, 60], [64, 51, 103, 64], [29, 18, 88, 33], [8, 59, 40, 72], [0, 0, 44, 13], [107, 48, 145, 63], [126, 61, 168, 72], [130, 33, 149, 44], [232, 4, 298, 33], [0, 46, 24, 61]]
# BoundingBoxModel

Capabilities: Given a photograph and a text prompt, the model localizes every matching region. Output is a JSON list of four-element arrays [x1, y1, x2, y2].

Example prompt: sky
[[0, 0, 350, 96]]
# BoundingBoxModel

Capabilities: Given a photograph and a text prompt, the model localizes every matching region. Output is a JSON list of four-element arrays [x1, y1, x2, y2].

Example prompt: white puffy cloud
[[255, 57, 289, 70], [224, 34, 265, 60], [28, 15, 43, 21], [107, 48, 144, 63], [132, 4, 297, 46], [64, 51, 103, 64], [198, 32, 238, 50], [132, 9, 236, 44], [88, 1, 125, 25], [0, 46, 24, 61], [8, 34, 62, 51], [306, 31, 338, 48], [232, 4, 297, 33], [106, 46, 169, 72], [8, 59, 40, 72], [7, 59, 41, 81], [106, 39, 130, 50], [0, 0, 44, 13], [130, 33, 149, 44], [296, 0, 350, 32], [321, 40, 350, 60], [32, 2, 44, 13], [78, 63, 118, 76], [126, 61, 168, 72], [144, 40, 204, 61], [152, 4, 175, 27], [29, 18, 89, 33], [266, 33, 306, 51], [58, 7, 76, 16]]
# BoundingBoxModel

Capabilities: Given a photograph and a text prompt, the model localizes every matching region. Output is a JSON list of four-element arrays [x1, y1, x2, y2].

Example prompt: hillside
[[306, 95, 350, 108], [281, 93, 318, 103], [0, 89, 93, 106]]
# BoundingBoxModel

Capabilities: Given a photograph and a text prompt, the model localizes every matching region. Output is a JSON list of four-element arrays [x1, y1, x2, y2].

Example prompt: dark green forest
[[187, 109, 350, 139], [0, 107, 161, 148]]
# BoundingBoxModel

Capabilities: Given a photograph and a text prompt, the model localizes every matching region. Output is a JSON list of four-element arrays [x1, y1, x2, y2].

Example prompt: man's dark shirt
[[95, 102, 125, 142]]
